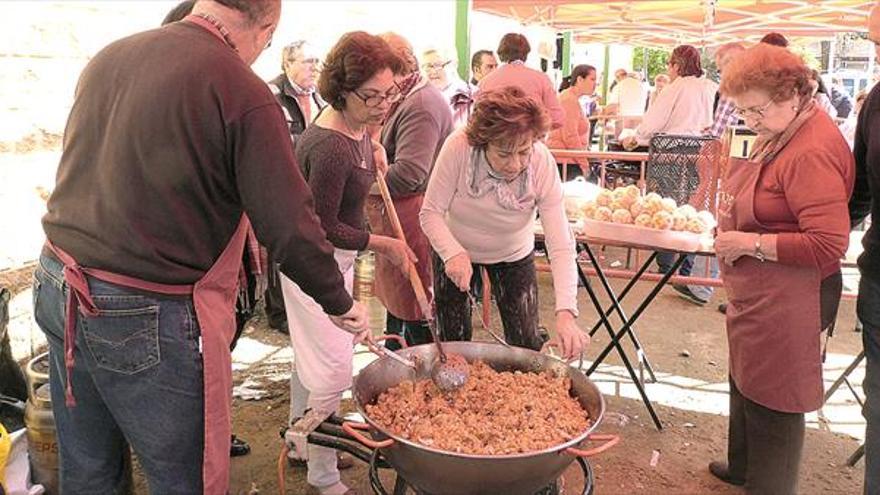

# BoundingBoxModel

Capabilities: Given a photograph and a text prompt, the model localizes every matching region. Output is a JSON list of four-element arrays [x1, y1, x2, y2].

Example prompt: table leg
[[580, 243, 658, 383], [847, 444, 865, 467], [584, 247, 654, 338], [587, 254, 686, 374], [576, 244, 667, 430], [823, 350, 865, 402]]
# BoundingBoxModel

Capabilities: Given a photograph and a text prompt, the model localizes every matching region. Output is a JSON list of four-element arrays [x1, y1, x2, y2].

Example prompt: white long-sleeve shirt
[[634, 75, 718, 146], [419, 130, 578, 314]]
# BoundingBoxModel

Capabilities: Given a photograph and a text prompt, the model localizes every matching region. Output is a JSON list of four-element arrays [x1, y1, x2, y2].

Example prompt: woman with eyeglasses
[[420, 87, 589, 363], [709, 43, 854, 494], [279, 31, 413, 495]]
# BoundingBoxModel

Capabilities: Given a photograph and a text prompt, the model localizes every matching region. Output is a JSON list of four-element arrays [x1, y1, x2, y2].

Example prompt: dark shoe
[[708, 461, 744, 486], [671, 284, 708, 306], [230, 435, 250, 457], [717, 303, 728, 315], [269, 321, 289, 334]]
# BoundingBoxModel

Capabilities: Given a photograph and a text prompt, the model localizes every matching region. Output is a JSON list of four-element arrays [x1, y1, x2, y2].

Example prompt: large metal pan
[[344, 342, 617, 495]]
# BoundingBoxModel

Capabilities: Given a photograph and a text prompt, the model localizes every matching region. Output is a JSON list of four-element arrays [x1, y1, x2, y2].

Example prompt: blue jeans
[[33, 254, 204, 494], [656, 252, 718, 300], [656, 251, 692, 276], [858, 275, 880, 495]]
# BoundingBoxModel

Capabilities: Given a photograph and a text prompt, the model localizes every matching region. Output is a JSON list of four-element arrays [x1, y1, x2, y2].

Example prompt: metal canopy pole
[[600, 44, 611, 151], [455, 0, 471, 82], [562, 31, 572, 77]]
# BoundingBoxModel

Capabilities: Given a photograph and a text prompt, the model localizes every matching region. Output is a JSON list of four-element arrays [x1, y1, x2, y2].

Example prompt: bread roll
[[630, 198, 645, 217], [677, 204, 698, 219], [623, 184, 641, 199], [686, 217, 708, 233], [696, 210, 716, 229], [594, 206, 613, 222], [644, 194, 664, 215], [634, 213, 653, 227], [581, 201, 598, 220], [651, 210, 673, 230], [671, 211, 688, 231], [612, 208, 633, 224]]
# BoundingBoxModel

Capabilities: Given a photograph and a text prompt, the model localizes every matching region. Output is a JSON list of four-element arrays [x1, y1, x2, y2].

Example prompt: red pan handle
[[371, 334, 408, 348], [342, 421, 394, 449], [564, 433, 620, 457]]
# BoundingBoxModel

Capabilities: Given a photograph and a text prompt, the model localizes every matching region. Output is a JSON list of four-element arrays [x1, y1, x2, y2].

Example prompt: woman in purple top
[[279, 31, 414, 495]]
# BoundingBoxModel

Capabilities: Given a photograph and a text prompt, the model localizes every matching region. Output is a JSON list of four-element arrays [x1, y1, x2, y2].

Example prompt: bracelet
[[754, 234, 766, 262]]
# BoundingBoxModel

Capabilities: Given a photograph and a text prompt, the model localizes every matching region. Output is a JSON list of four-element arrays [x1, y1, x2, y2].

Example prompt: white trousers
[[281, 249, 356, 489]]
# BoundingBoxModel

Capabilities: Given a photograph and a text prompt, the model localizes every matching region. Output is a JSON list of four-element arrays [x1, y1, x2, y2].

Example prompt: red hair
[[466, 87, 549, 148], [720, 43, 811, 101], [670, 45, 703, 78]]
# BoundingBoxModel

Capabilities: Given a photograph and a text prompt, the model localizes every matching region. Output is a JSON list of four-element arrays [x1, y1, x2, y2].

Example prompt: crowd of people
[[26, 0, 880, 494]]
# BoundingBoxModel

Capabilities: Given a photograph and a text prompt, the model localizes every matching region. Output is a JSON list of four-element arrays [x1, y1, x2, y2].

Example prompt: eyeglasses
[[287, 57, 321, 70], [733, 99, 774, 120], [352, 88, 402, 107], [422, 61, 450, 71]]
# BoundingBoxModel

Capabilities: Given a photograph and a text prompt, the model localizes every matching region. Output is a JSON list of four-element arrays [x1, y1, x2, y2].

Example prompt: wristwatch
[[754, 234, 766, 262]]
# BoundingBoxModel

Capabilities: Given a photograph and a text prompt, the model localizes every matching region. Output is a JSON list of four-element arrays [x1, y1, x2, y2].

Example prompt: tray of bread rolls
[[567, 185, 715, 253]]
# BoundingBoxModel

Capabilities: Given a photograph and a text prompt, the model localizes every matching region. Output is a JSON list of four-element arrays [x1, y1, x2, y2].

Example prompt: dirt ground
[[0, 226, 865, 495], [121, 248, 866, 495]]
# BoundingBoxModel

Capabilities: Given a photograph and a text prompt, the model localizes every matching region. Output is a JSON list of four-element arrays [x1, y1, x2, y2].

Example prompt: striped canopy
[[472, 0, 875, 48]]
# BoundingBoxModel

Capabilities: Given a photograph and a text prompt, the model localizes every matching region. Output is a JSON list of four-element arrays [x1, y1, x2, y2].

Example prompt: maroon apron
[[717, 158, 823, 413], [365, 193, 433, 320], [48, 215, 250, 494]]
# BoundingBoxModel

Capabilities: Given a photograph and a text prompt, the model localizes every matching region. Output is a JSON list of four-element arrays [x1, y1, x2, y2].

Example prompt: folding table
[[570, 231, 716, 431]]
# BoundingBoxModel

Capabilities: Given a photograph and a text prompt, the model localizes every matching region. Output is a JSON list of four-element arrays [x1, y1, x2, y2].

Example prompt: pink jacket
[[548, 88, 589, 151], [478, 62, 564, 129]]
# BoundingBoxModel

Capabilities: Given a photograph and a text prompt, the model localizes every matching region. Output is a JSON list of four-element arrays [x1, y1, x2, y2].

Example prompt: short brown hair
[[318, 31, 403, 111], [497, 33, 530, 63], [379, 32, 418, 74], [466, 87, 550, 148], [760, 32, 789, 48], [669, 45, 703, 78], [720, 43, 812, 101]]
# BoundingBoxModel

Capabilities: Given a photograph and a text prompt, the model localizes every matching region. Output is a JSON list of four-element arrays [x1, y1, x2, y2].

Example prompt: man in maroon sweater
[[34, 1, 366, 492]]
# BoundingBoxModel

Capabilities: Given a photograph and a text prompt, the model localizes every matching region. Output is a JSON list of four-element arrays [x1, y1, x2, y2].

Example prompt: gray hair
[[212, 0, 277, 26], [282, 40, 308, 70]]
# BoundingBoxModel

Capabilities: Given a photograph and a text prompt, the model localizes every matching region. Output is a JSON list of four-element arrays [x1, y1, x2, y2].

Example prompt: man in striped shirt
[[707, 42, 745, 138]]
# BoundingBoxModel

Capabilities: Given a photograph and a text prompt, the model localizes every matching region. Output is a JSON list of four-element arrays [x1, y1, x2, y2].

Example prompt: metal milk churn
[[24, 352, 59, 495], [354, 251, 387, 333]]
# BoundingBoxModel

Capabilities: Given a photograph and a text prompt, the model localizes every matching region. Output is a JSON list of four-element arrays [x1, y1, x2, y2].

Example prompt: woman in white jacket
[[622, 44, 718, 150]]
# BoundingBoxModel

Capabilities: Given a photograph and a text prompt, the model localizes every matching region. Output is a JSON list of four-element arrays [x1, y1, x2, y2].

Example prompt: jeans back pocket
[[79, 295, 160, 375]]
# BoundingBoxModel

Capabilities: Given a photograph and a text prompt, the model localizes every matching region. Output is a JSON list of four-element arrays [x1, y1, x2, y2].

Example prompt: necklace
[[339, 110, 365, 140], [191, 13, 238, 52], [338, 110, 370, 170]]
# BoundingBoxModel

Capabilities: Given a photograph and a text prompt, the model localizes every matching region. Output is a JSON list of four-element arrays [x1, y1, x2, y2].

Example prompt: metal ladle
[[466, 284, 510, 349], [375, 172, 468, 392]]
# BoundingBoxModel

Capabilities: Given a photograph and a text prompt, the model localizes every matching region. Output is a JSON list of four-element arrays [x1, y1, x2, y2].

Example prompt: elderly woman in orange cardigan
[[710, 43, 854, 494]]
